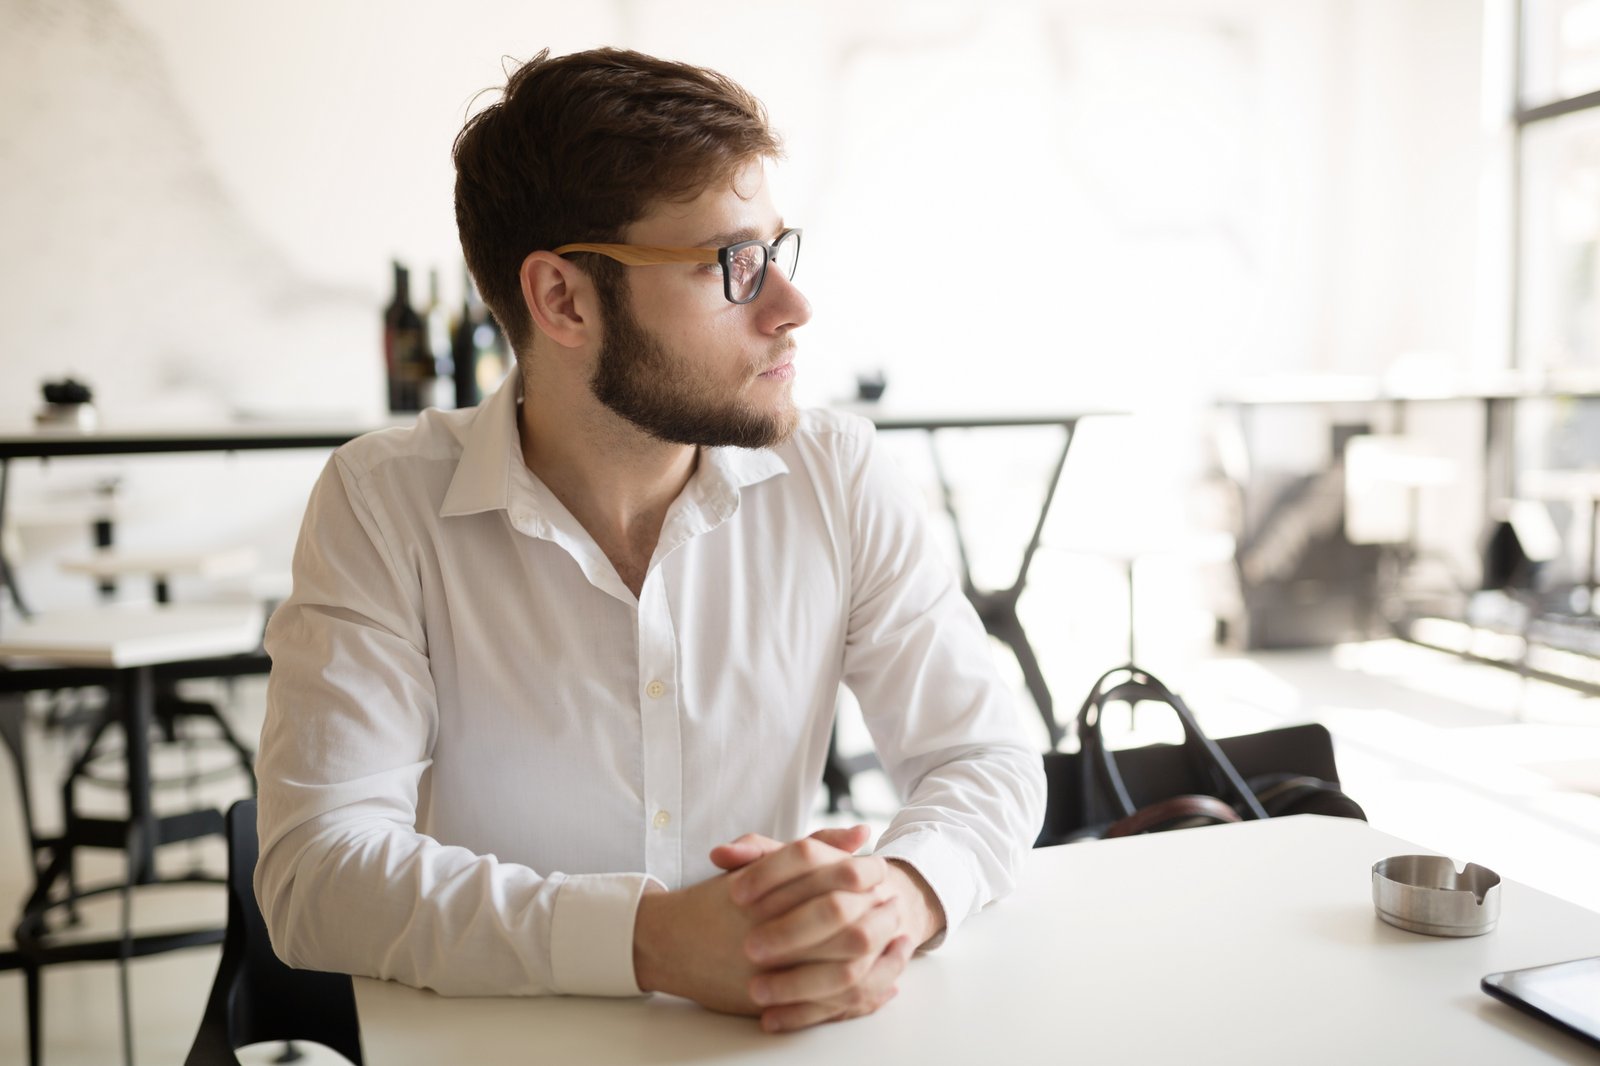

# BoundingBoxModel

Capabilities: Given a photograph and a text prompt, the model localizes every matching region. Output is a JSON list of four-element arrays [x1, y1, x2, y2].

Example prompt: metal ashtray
[[1372, 855, 1501, 937]]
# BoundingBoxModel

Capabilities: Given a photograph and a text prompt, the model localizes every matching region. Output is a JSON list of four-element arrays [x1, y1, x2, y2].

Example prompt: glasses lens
[[773, 230, 801, 281], [727, 243, 768, 303]]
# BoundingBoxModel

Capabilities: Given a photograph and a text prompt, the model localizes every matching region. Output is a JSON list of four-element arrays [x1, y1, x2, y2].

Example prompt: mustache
[[759, 341, 797, 372]]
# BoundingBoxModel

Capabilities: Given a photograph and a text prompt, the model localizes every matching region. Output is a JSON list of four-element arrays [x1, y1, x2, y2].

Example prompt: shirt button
[[645, 680, 666, 699], [652, 810, 671, 829]]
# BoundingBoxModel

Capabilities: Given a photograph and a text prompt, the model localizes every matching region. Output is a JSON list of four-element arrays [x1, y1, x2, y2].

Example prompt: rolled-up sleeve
[[839, 427, 1047, 943], [255, 453, 653, 997]]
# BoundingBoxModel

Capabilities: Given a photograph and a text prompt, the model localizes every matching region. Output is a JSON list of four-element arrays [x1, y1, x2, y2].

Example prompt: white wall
[[0, 0, 1492, 612]]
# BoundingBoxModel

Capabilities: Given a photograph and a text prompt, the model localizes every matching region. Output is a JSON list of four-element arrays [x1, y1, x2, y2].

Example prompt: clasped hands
[[632, 825, 944, 1033]]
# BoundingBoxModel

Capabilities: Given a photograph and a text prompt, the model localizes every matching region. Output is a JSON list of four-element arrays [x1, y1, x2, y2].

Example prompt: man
[[255, 47, 1044, 1034]]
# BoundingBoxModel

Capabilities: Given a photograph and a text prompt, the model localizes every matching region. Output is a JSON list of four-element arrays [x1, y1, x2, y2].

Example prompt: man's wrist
[[632, 881, 671, 993], [886, 859, 945, 946]]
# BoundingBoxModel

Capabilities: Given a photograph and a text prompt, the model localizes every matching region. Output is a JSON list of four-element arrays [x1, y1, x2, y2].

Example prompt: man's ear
[[519, 251, 594, 350]]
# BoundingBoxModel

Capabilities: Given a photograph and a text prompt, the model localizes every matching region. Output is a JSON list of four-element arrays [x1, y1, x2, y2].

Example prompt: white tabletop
[[353, 816, 1600, 1064], [0, 602, 264, 667], [1520, 469, 1600, 501]]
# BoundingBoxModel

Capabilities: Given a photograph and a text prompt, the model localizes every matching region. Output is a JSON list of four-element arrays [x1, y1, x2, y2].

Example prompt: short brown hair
[[453, 48, 782, 355]]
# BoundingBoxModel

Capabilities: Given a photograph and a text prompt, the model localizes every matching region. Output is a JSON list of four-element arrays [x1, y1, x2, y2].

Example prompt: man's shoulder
[[766, 407, 877, 483], [333, 406, 476, 479], [790, 406, 876, 451]]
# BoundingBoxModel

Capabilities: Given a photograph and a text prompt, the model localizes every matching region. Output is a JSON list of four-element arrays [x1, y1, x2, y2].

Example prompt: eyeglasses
[[552, 228, 802, 305]]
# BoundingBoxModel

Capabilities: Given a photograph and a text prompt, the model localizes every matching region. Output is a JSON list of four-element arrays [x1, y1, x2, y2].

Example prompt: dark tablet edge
[[1482, 969, 1600, 1053]]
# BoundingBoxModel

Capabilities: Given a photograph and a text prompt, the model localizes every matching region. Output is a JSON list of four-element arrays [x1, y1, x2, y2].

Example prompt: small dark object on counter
[[855, 371, 887, 402], [42, 378, 94, 405]]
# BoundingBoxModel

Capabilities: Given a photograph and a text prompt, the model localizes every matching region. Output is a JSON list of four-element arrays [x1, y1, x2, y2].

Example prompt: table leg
[[121, 667, 158, 884], [977, 598, 1063, 748], [1588, 497, 1599, 598], [927, 425, 1076, 748], [0, 459, 33, 620], [927, 434, 977, 591]]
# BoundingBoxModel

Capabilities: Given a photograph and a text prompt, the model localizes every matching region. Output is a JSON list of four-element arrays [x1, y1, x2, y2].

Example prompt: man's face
[[588, 160, 811, 450]]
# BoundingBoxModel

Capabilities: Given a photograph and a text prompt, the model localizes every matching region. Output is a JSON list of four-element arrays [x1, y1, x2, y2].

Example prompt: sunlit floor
[[2, 640, 1598, 1065]]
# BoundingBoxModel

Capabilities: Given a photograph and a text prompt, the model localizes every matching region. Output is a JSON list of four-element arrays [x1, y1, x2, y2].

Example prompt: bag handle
[[1075, 665, 1271, 823]]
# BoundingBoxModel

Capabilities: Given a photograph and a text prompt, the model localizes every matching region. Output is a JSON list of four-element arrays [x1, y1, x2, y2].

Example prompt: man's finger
[[808, 824, 871, 853], [752, 933, 914, 1007], [708, 833, 783, 872], [745, 890, 898, 967], [744, 856, 888, 923], [727, 830, 864, 906], [759, 999, 848, 1034], [750, 949, 876, 1006], [757, 936, 914, 1033], [709, 825, 869, 873]]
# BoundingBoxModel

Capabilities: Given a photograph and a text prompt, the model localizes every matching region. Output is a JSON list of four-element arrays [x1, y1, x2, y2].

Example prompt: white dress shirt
[[255, 377, 1046, 998]]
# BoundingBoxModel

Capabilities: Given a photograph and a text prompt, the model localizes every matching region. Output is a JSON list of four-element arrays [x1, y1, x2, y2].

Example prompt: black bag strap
[[1075, 665, 1271, 823], [1248, 772, 1367, 821]]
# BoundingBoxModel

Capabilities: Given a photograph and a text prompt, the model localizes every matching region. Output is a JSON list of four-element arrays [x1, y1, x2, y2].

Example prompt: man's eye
[[729, 249, 762, 282]]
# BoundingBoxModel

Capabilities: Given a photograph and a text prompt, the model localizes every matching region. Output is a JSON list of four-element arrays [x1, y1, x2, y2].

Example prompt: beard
[[589, 285, 798, 450]]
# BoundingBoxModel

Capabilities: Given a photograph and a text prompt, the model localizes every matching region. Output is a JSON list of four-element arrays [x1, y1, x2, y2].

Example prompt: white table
[[354, 816, 1600, 1064], [0, 602, 264, 667], [0, 602, 264, 885]]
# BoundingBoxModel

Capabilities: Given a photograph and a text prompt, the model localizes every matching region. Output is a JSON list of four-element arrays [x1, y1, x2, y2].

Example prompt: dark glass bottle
[[424, 268, 455, 409], [450, 268, 479, 408], [452, 267, 511, 407], [383, 261, 432, 412]]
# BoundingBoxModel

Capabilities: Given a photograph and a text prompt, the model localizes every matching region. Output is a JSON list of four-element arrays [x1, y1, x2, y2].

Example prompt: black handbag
[[1036, 665, 1366, 846]]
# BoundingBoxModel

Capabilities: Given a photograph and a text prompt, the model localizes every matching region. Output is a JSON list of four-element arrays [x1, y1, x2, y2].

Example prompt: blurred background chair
[[185, 798, 363, 1066]]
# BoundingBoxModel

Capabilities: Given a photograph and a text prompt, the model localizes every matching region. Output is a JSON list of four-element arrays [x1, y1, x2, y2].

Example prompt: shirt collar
[[691, 437, 789, 514], [438, 375, 790, 523], [438, 373, 523, 519]]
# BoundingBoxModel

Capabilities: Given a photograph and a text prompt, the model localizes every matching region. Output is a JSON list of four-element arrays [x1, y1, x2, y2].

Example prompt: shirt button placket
[[636, 577, 683, 889]]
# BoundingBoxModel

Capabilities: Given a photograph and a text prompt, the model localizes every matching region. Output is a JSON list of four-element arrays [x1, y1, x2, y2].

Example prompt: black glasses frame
[[715, 228, 803, 304], [551, 228, 803, 305]]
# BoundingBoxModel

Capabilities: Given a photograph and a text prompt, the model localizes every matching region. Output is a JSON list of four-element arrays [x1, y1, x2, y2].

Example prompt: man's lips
[[758, 346, 797, 380]]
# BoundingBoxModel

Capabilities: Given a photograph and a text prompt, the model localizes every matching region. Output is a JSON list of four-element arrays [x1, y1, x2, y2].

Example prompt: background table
[[353, 816, 1600, 1065], [0, 603, 264, 884], [835, 407, 1123, 750], [0, 422, 372, 617]]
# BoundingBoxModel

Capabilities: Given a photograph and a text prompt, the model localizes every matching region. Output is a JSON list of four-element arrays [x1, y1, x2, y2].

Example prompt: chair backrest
[[185, 798, 364, 1066]]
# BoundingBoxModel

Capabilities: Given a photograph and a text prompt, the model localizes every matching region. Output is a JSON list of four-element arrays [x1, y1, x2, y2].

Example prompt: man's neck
[[517, 367, 698, 594]]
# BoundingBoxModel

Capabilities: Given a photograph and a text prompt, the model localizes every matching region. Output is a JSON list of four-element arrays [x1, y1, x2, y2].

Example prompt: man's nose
[[755, 267, 812, 332]]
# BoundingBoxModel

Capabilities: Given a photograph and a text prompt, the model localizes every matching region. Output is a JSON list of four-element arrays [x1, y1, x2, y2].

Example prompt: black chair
[[1, 695, 226, 1066], [185, 798, 364, 1066]]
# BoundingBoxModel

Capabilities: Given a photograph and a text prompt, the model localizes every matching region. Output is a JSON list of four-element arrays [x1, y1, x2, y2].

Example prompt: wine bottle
[[452, 267, 512, 407], [450, 271, 479, 408], [424, 268, 455, 409], [383, 261, 431, 412]]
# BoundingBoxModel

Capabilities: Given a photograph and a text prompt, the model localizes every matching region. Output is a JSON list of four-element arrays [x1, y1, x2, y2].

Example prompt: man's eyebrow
[[694, 221, 785, 248]]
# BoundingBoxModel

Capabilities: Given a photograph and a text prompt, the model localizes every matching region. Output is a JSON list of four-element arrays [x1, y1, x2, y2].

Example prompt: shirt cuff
[[874, 832, 979, 950], [548, 872, 660, 996]]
